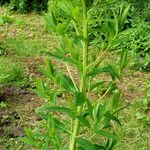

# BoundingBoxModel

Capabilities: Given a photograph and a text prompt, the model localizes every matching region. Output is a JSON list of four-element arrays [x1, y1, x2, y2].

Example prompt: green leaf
[[90, 80, 105, 92], [119, 5, 130, 29], [19, 137, 40, 148], [108, 81, 118, 92], [112, 90, 120, 110], [34, 78, 49, 99], [120, 50, 128, 73], [85, 99, 93, 119], [88, 65, 120, 81], [70, 113, 91, 128], [76, 138, 105, 150], [45, 59, 55, 76], [44, 51, 77, 66], [74, 92, 86, 106], [72, 6, 80, 20], [105, 112, 121, 126], [95, 129, 115, 139], [44, 11, 57, 31], [58, 0, 73, 17], [55, 73, 77, 93], [37, 112, 69, 134], [106, 138, 118, 150], [37, 66, 54, 80], [93, 103, 107, 123], [37, 106, 72, 113]]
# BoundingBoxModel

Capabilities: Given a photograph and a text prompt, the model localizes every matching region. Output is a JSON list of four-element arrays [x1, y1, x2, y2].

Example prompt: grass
[[0, 6, 150, 150], [0, 57, 25, 85], [4, 38, 45, 56], [116, 98, 150, 150]]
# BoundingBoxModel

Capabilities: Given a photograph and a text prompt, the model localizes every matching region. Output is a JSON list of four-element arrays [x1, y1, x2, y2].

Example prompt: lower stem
[[69, 107, 81, 150]]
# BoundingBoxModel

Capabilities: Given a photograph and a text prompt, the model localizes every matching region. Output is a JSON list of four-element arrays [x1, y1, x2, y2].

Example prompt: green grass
[[0, 57, 26, 85], [0, 13, 14, 25], [4, 38, 45, 56]]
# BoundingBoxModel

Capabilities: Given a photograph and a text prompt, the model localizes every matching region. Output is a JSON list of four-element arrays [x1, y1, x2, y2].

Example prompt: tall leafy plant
[[21, 0, 130, 149]]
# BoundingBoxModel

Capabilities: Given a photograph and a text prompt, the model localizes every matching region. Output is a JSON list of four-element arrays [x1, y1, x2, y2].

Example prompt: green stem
[[69, 0, 88, 150]]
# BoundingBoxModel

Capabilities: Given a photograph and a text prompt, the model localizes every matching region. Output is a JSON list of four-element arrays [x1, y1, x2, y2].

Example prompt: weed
[[21, 1, 130, 149], [14, 18, 26, 26], [0, 13, 14, 25], [0, 57, 25, 85]]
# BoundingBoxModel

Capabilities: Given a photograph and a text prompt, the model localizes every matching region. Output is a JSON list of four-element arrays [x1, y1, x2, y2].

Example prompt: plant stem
[[69, 0, 88, 150]]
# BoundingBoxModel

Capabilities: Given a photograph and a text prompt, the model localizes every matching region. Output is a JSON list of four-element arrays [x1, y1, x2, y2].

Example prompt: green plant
[[21, 1, 129, 149], [0, 57, 25, 84], [127, 0, 150, 21], [9, 0, 48, 13], [0, 0, 10, 6], [0, 102, 8, 108], [113, 21, 150, 71], [0, 13, 14, 25]]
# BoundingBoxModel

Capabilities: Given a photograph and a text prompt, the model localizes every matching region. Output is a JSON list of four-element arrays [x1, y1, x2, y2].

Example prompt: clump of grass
[[4, 38, 45, 56], [0, 57, 25, 85], [0, 13, 14, 25], [0, 42, 6, 56], [14, 18, 26, 26]]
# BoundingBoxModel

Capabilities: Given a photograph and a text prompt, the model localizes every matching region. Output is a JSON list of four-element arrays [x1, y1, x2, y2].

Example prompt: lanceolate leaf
[[94, 129, 115, 139], [44, 11, 57, 31], [37, 106, 72, 113], [105, 112, 121, 126], [34, 78, 49, 99], [88, 65, 120, 80], [112, 90, 121, 110], [44, 51, 78, 66], [55, 73, 77, 93], [120, 50, 128, 72], [74, 92, 86, 106], [37, 66, 54, 80], [76, 138, 105, 150], [90, 80, 105, 92], [45, 59, 55, 76], [85, 99, 93, 119], [37, 106, 90, 128], [19, 137, 40, 148], [70, 113, 91, 128], [58, 0, 73, 17]]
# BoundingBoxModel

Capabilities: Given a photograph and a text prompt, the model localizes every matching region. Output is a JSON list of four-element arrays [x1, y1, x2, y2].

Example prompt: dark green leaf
[[88, 65, 120, 81], [75, 92, 86, 106], [95, 129, 115, 139], [76, 138, 105, 150], [105, 112, 121, 126]]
